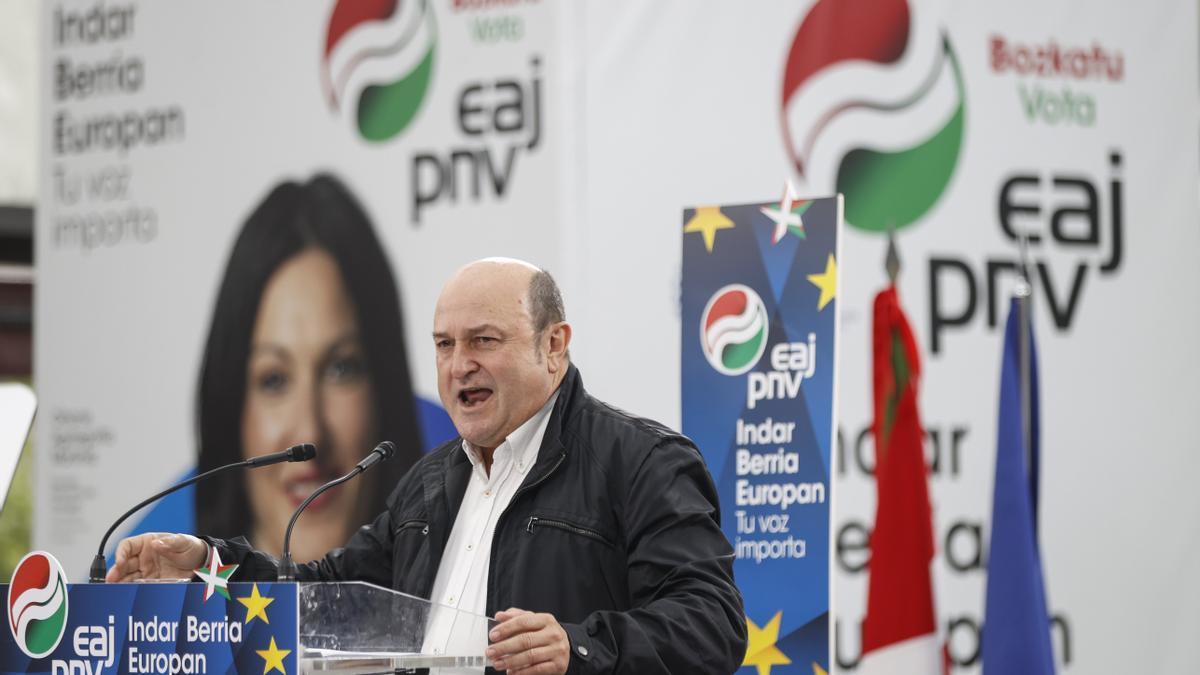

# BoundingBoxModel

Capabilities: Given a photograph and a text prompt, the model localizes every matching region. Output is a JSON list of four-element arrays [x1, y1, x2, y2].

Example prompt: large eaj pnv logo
[[701, 285, 770, 376], [782, 0, 965, 232], [322, 0, 437, 142], [8, 552, 69, 659]]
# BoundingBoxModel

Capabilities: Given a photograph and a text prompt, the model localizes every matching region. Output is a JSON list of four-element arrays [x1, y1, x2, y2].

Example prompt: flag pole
[[1015, 235, 1034, 533], [885, 223, 900, 285]]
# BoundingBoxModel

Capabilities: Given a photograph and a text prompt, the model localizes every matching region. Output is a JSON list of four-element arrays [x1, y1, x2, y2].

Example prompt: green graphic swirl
[[357, 43, 436, 142], [722, 324, 766, 371], [837, 38, 965, 232], [23, 577, 67, 656]]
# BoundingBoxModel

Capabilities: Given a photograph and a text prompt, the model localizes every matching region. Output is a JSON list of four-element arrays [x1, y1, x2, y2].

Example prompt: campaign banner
[[33, 0, 1200, 671], [36, 0, 572, 576], [3, 557, 297, 675], [578, 2, 1200, 672], [681, 193, 841, 673]]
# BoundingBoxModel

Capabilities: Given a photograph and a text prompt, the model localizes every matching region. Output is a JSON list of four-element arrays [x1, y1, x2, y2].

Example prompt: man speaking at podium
[[108, 258, 747, 674]]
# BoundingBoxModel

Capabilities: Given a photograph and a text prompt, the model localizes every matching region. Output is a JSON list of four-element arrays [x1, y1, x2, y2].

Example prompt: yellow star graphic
[[743, 611, 791, 675], [813, 663, 828, 675], [237, 583, 274, 625], [807, 254, 837, 310], [256, 637, 291, 675], [683, 206, 735, 253]]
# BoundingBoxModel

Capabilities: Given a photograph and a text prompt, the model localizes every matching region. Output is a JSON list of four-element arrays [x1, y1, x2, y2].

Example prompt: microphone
[[89, 443, 317, 583], [247, 442, 317, 467], [277, 441, 396, 581], [355, 440, 395, 471]]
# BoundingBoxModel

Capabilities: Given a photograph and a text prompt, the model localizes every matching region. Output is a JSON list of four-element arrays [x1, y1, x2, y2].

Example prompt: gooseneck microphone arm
[[90, 443, 317, 583], [278, 441, 396, 581]]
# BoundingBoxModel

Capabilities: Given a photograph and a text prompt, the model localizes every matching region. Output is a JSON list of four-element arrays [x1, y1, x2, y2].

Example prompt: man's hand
[[487, 607, 570, 674], [104, 533, 208, 582]]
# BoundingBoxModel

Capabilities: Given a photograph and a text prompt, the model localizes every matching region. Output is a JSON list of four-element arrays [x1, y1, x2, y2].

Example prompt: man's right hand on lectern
[[105, 532, 208, 582]]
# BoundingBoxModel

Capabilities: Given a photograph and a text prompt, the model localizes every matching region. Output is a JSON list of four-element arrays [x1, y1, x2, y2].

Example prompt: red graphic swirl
[[782, 0, 910, 104]]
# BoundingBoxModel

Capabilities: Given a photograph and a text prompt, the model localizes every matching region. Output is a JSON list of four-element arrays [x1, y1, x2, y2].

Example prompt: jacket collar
[[521, 364, 583, 486]]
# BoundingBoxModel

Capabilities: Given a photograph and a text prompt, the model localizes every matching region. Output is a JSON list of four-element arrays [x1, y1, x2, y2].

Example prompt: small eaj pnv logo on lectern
[[8, 551, 70, 659]]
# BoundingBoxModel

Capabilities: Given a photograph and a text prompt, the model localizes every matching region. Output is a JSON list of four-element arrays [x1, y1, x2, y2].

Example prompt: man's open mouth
[[459, 387, 493, 408]]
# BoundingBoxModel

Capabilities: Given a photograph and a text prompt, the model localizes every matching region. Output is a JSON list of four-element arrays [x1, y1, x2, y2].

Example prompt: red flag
[[859, 286, 941, 672]]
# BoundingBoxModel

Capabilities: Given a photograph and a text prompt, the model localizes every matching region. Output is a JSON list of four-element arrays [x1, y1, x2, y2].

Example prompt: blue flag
[[983, 297, 1055, 674]]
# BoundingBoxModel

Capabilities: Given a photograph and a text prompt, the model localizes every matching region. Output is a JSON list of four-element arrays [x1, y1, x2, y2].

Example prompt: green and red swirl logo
[[321, 0, 437, 142], [701, 285, 769, 376], [8, 552, 69, 659], [782, 0, 965, 232]]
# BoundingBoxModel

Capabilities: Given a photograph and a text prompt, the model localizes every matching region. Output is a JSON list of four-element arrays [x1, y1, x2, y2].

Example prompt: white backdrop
[[36, 1, 1200, 672]]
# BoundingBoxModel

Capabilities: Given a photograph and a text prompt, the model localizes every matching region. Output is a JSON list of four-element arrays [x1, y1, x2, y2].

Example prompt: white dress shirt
[[423, 392, 559, 658]]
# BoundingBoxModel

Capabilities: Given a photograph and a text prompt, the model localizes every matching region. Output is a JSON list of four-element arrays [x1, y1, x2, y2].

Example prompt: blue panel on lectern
[[1, 582, 298, 675]]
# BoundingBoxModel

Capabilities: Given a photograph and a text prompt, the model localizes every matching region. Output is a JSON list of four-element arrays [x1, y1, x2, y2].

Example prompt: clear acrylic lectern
[[299, 581, 495, 673]]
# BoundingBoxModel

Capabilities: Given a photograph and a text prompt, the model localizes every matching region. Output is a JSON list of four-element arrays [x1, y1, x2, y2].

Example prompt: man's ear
[[545, 322, 572, 373]]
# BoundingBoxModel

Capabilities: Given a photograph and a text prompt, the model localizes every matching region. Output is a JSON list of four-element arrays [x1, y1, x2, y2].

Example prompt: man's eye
[[474, 336, 498, 346], [435, 339, 453, 350]]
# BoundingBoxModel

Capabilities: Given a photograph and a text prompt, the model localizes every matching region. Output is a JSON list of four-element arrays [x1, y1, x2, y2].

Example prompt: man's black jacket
[[211, 366, 747, 673]]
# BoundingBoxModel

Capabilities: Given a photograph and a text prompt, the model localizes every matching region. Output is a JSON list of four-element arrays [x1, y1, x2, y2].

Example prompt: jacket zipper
[[485, 452, 567, 613], [526, 516, 614, 548], [512, 452, 566, 500], [492, 451, 566, 537], [395, 519, 429, 536]]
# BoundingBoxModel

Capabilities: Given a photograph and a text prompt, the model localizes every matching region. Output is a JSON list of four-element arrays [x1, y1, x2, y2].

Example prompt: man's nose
[[449, 344, 479, 380]]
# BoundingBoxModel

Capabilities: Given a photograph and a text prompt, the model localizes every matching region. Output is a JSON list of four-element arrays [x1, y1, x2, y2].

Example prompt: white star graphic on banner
[[759, 181, 804, 244]]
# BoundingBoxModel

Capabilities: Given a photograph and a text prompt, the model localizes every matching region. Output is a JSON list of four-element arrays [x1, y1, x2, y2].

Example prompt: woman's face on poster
[[240, 247, 376, 561]]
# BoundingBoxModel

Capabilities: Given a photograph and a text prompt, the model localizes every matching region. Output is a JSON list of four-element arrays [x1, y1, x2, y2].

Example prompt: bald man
[[109, 259, 746, 674]]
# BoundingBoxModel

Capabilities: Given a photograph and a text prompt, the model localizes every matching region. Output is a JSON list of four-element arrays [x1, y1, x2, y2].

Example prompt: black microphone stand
[[278, 441, 395, 581], [90, 443, 316, 583], [277, 468, 364, 581]]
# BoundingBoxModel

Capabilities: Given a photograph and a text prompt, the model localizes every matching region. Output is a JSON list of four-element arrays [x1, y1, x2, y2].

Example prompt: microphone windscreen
[[375, 441, 396, 460], [288, 443, 318, 462]]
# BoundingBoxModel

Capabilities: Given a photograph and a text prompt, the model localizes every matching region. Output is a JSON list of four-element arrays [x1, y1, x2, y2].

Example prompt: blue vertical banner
[[682, 192, 841, 674]]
